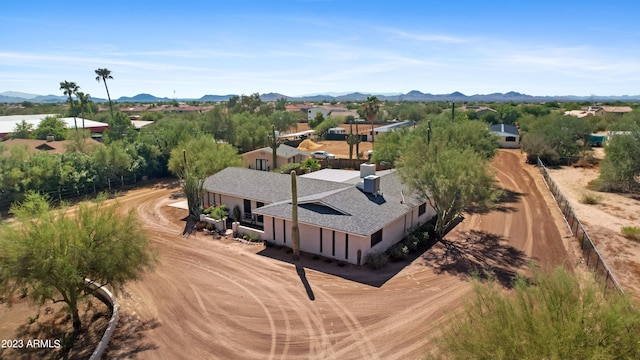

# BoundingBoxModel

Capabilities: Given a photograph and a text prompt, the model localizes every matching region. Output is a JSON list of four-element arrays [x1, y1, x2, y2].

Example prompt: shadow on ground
[[421, 230, 528, 288], [103, 311, 160, 358], [258, 245, 426, 288]]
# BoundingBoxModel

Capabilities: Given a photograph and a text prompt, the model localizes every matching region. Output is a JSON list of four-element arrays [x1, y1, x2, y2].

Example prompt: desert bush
[[432, 266, 640, 359], [277, 162, 301, 174], [579, 191, 603, 205], [621, 226, 640, 242], [366, 252, 389, 269], [405, 234, 421, 251], [388, 243, 409, 260]]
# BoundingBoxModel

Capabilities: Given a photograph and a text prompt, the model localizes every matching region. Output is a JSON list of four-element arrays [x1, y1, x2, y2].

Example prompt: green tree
[[433, 266, 640, 359], [313, 116, 343, 139], [308, 111, 325, 129], [60, 80, 79, 132], [0, 192, 156, 335], [360, 96, 381, 143], [232, 112, 270, 151], [596, 122, 640, 192], [269, 110, 297, 133], [75, 91, 91, 129], [95, 68, 114, 119], [397, 120, 498, 240], [10, 119, 34, 139], [33, 115, 69, 140], [168, 136, 241, 234], [300, 157, 321, 173], [496, 103, 521, 124], [105, 112, 136, 142], [275, 97, 287, 111]]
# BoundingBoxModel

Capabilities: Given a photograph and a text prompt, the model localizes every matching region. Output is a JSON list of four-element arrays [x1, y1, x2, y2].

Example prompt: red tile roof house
[[202, 165, 434, 265]]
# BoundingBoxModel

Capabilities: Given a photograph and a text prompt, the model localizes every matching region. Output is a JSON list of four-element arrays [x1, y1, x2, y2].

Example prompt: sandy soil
[[101, 150, 573, 359], [546, 161, 640, 300], [0, 150, 577, 359]]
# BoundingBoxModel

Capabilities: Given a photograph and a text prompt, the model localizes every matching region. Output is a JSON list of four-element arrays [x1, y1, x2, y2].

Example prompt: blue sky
[[2, 0, 639, 98]]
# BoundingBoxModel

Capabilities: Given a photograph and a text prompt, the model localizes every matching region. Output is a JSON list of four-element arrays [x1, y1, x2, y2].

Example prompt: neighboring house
[[564, 106, 633, 118], [1, 137, 104, 154], [367, 120, 413, 142], [0, 114, 110, 139], [202, 166, 434, 265], [461, 105, 497, 116], [307, 105, 357, 121], [489, 123, 520, 148], [242, 144, 311, 171]]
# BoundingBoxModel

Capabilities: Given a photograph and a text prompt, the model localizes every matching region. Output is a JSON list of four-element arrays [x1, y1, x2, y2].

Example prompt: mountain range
[[2, 90, 640, 104]]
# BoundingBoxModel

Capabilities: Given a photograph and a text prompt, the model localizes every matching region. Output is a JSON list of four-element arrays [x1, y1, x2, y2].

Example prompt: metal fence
[[537, 158, 624, 295]]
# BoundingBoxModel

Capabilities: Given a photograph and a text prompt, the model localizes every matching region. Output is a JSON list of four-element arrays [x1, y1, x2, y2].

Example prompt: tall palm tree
[[60, 80, 79, 132], [75, 91, 91, 129], [360, 96, 380, 144], [95, 68, 114, 119]]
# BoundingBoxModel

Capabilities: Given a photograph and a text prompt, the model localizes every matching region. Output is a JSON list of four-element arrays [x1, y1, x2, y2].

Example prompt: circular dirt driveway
[[105, 150, 576, 359]]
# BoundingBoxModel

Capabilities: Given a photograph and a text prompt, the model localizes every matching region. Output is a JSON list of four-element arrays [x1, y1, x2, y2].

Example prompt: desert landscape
[[3, 148, 639, 359]]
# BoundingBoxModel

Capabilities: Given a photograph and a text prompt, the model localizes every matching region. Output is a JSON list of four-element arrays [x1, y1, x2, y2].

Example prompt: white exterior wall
[[496, 135, 520, 149]]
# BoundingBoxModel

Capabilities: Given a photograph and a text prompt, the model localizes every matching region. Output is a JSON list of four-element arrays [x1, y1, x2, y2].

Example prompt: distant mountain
[[3, 90, 640, 104], [0, 91, 40, 99], [117, 94, 172, 102], [199, 94, 235, 102]]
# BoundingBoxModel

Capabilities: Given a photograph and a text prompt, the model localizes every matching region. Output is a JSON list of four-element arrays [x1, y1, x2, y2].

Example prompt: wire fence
[[537, 158, 624, 296], [0, 174, 150, 211]]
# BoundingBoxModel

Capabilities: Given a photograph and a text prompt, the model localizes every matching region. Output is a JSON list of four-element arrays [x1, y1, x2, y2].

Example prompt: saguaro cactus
[[346, 121, 361, 159], [291, 170, 300, 260]]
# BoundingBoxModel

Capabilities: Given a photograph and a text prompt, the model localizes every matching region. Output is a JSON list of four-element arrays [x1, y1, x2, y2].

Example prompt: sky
[[1, 0, 639, 99]]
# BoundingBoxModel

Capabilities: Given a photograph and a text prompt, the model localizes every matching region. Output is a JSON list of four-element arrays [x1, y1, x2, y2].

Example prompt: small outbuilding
[[489, 123, 520, 148]]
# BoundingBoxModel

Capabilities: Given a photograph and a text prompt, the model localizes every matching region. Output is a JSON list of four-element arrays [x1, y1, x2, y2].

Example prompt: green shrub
[[432, 266, 640, 359], [247, 231, 261, 242], [388, 243, 408, 260], [278, 162, 301, 174], [621, 226, 640, 242], [579, 191, 603, 205], [366, 252, 389, 269], [405, 234, 420, 251]]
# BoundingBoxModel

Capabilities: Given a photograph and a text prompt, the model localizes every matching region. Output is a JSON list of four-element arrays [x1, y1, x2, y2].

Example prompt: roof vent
[[46, 135, 55, 142], [360, 163, 375, 178]]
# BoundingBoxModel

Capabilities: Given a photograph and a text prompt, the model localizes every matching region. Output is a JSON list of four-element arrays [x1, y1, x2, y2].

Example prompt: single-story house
[[367, 120, 413, 142], [461, 105, 497, 116], [0, 114, 110, 139], [564, 106, 633, 118], [307, 106, 358, 121], [242, 144, 311, 171], [202, 165, 434, 265], [489, 123, 520, 148]]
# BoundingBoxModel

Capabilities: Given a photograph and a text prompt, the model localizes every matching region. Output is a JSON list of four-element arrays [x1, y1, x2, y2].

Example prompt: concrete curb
[[85, 279, 119, 360]]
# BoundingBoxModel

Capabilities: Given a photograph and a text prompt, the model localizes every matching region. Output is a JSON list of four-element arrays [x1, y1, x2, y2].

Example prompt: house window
[[418, 203, 427, 216], [332, 231, 336, 256], [345, 234, 349, 260], [505, 136, 516, 142], [371, 229, 383, 247], [256, 159, 267, 171], [256, 202, 264, 223]]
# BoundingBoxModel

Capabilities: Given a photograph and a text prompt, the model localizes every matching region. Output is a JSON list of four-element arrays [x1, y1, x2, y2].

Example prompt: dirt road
[[102, 150, 574, 359]]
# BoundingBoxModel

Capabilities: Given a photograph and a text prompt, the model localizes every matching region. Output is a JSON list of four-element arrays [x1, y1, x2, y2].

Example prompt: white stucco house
[[489, 123, 520, 148], [202, 165, 434, 265]]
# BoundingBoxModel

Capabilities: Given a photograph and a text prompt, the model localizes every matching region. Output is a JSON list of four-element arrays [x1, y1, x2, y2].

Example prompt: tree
[[0, 192, 156, 335], [60, 80, 79, 132], [105, 112, 136, 142], [596, 121, 640, 192], [95, 68, 114, 119], [10, 119, 34, 139], [496, 103, 521, 124], [397, 120, 498, 240], [433, 266, 640, 359], [269, 110, 297, 134], [275, 97, 287, 111], [75, 91, 91, 129], [360, 96, 380, 143], [168, 136, 241, 234], [33, 115, 69, 140]]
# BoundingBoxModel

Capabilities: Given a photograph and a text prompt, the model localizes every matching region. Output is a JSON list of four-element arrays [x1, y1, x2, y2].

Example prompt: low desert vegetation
[[579, 190, 603, 205], [430, 266, 640, 359], [621, 226, 640, 242]]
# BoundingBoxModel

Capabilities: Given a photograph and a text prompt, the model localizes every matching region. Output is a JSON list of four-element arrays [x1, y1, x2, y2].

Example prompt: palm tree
[[75, 91, 91, 129], [360, 96, 380, 144], [60, 80, 79, 132], [95, 68, 114, 119]]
